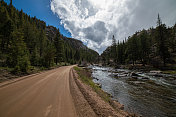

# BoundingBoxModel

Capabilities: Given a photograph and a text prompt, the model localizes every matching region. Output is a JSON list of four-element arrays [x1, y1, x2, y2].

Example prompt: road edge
[[71, 67, 134, 117], [0, 69, 50, 88], [69, 68, 97, 117]]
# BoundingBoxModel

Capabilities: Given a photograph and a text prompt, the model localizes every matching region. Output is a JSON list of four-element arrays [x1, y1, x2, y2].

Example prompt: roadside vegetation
[[0, 62, 69, 82], [74, 66, 111, 102], [74, 66, 138, 116], [162, 70, 176, 74]]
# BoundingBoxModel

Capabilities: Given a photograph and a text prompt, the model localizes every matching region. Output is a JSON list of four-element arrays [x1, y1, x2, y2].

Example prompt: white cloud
[[50, 0, 176, 54]]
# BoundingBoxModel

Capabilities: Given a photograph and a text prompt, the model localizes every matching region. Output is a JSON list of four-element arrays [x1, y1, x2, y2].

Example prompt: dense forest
[[101, 14, 176, 70], [0, 0, 98, 73]]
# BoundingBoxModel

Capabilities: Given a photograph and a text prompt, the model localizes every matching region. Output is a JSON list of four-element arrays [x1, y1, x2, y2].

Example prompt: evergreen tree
[[155, 14, 169, 66], [43, 42, 56, 67], [139, 30, 150, 65], [101, 14, 175, 69], [58, 39, 64, 63], [169, 25, 176, 52], [0, 5, 13, 52], [111, 35, 117, 64], [54, 30, 61, 65], [0, 1, 100, 72], [7, 29, 30, 73], [19, 9, 24, 27], [9, 0, 13, 17], [54, 30, 65, 64], [10, 0, 12, 6], [127, 34, 138, 65], [38, 30, 46, 58], [23, 22, 37, 54], [74, 50, 80, 61]]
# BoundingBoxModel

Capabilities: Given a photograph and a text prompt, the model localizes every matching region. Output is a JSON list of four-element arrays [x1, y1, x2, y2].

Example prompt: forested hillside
[[0, 0, 98, 73], [101, 15, 176, 70]]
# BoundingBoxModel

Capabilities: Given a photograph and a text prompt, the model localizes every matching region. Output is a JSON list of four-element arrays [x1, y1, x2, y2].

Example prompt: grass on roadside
[[0, 67, 14, 72], [74, 66, 111, 103], [0, 62, 71, 82], [162, 70, 176, 74]]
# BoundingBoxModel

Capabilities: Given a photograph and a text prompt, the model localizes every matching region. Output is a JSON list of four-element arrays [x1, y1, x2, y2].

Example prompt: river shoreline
[[73, 66, 138, 117], [90, 65, 176, 117], [95, 63, 176, 75]]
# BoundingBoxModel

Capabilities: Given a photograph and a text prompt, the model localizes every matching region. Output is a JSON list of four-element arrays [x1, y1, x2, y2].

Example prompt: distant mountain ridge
[[46, 26, 87, 50]]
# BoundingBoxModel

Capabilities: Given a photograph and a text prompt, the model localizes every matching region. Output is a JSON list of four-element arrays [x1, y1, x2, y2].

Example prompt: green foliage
[[74, 66, 111, 102], [101, 14, 176, 69], [138, 30, 150, 65], [74, 50, 80, 61], [43, 42, 56, 68], [126, 34, 139, 65], [111, 35, 117, 64], [8, 29, 30, 73], [155, 14, 170, 66], [162, 70, 176, 74], [0, 1, 99, 74], [57, 39, 64, 63]]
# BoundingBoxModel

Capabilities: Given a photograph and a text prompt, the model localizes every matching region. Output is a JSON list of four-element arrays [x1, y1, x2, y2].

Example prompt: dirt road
[[0, 66, 77, 117]]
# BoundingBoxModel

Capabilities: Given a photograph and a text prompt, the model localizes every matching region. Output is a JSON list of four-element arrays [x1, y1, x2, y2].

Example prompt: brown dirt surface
[[0, 65, 135, 117], [0, 69, 17, 83], [0, 66, 77, 117], [69, 69, 97, 117], [72, 69, 131, 117]]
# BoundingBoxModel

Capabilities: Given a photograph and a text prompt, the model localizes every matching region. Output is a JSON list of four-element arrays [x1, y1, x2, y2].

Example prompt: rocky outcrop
[[46, 26, 87, 50]]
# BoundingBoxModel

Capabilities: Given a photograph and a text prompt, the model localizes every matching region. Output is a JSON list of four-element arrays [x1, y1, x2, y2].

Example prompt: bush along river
[[89, 66, 176, 117]]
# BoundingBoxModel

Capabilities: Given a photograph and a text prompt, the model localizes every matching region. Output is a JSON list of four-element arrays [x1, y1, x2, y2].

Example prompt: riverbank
[[100, 64, 176, 75], [90, 65, 176, 117], [73, 66, 137, 117]]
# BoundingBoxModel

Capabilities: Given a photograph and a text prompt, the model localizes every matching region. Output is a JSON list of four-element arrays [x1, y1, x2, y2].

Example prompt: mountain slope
[[0, 1, 98, 73]]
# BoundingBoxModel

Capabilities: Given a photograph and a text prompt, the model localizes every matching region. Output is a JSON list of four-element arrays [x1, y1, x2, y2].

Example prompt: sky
[[51, 0, 176, 54], [5, 0, 176, 54], [4, 0, 71, 37]]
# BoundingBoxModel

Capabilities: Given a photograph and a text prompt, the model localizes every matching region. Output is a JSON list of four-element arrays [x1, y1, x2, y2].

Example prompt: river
[[89, 66, 176, 117]]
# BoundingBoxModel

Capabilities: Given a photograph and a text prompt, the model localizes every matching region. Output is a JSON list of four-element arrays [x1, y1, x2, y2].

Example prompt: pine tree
[[0, 5, 13, 52], [169, 25, 176, 52], [10, 0, 12, 6], [43, 42, 56, 67], [0, 1, 100, 70], [58, 38, 64, 63], [74, 50, 80, 61], [9, 0, 13, 17], [19, 9, 24, 27], [7, 29, 30, 73], [156, 14, 169, 66], [127, 34, 138, 65], [54, 30, 60, 65], [38, 30, 46, 58], [139, 30, 150, 65], [111, 35, 117, 64]]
